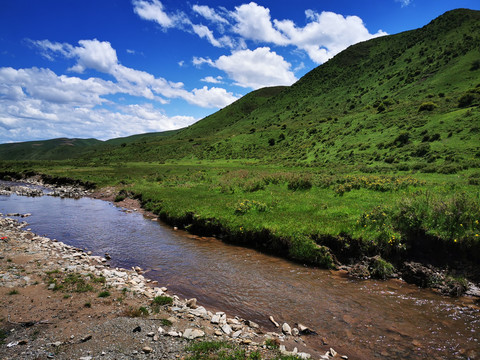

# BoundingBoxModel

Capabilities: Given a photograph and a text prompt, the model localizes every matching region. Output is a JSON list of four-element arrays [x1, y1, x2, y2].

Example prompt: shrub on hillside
[[458, 86, 480, 108], [287, 174, 313, 191], [418, 102, 437, 112]]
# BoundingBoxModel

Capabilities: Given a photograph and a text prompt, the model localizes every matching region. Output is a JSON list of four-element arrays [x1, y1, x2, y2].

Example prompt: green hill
[[0, 138, 102, 161], [80, 8, 479, 174], [2, 9, 479, 172]]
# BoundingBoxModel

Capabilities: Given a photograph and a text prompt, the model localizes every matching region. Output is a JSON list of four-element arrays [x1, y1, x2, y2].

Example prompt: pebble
[[282, 322, 292, 335], [269, 316, 279, 327], [221, 324, 232, 335], [142, 346, 153, 354]]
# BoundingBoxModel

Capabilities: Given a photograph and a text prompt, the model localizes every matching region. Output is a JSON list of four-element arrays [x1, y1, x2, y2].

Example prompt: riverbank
[[95, 186, 480, 299], [0, 211, 350, 360], [3, 175, 480, 299], [3, 163, 479, 297]]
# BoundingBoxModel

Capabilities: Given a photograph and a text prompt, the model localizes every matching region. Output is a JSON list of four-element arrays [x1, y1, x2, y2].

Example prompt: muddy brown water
[[0, 191, 478, 359]]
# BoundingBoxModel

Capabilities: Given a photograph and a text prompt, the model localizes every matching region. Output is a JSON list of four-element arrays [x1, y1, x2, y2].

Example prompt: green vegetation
[[1, 9, 479, 285], [151, 295, 173, 312], [8, 289, 19, 295], [98, 290, 111, 298], [184, 340, 304, 360], [160, 318, 173, 327], [124, 306, 149, 317]]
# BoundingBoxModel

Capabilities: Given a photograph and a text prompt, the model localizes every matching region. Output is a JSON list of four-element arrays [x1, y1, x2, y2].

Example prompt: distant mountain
[[0, 130, 181, 161], [0, 138, 102, 161], [2, 9, 480, 173]]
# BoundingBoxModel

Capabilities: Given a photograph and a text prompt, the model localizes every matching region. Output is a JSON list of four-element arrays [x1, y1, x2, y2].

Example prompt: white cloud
[[0, 67, 198, 143], [185, 86, 238, 108], [192, 56, 214, 67], [31, 39, 238, 108], [0, 67, 116, 106], [231, 3, 288, 45], [212, 47, 297, 89], [395, 0, 412, 7], [132, 0, 177, 29], [274, 11, 387, 63], [191, 24, 223, 47], [192, 5, 228, 24], [0, 37, 243, 143], [201, 76, 223, 84], [0, 97, 197, 143], [69, 39, 118, 73], [132, 2, 386, 64]]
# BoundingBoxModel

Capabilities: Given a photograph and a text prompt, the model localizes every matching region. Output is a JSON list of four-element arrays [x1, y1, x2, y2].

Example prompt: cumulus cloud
[[192, 5, 228, 24], [132, 0, 177, 28], [191, 24, 223, 47], [30, 39, 238, 108], [201, 76, 223, 84], [274, 11, 387, 63], [0, 67, 198, 143], [0, 38, 241, 143], [133, 2, 386, 65], [0, 96, 196, 143], [231, 3, 288, 45], [206, 47, 297, 89]]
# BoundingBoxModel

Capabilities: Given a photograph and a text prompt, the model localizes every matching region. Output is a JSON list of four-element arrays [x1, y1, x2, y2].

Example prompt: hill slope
[[80, 8, 479, 174], [2, 9, 480, 173], [0, 138, 102, 161]]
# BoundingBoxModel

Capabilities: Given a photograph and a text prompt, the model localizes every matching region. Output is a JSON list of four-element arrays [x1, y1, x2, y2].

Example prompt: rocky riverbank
[[0, 213, 349, 360], [0, 177, 91, 199]]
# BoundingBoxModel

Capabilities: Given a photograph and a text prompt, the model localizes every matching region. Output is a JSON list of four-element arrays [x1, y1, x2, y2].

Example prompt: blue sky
[[0, 1, 478, 143]]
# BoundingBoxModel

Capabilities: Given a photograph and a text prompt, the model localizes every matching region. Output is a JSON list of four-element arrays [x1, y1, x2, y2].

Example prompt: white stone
[[269, 316, 279, 327], [183, 328, 205, 340], [221, 324, 232, 335], [282, 323, 292, 335]]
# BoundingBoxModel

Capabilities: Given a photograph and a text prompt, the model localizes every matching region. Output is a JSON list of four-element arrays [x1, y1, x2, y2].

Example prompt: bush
[[152, 295, 173, 306], [413, 143, 430, 157], [287, 174, 313, 191], [114, 194, 126, 202], [393, 132, 410, 147], [98, 291, 110, 298], [458, 87, 480, 108], [369, 256, 395, 280], [470, 60, 480, 71], [418, 102, 437, 112], [289, 236, 335, 268], [235, 199, 268, 214]]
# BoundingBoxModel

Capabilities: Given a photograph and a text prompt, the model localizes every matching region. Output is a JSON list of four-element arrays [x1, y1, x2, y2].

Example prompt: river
[[0, 189, 478, 359]]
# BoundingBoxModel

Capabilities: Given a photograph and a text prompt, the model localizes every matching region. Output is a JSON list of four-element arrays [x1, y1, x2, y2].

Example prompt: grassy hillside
[[78, 9, 480, 175], [0, 138, 102, 161]]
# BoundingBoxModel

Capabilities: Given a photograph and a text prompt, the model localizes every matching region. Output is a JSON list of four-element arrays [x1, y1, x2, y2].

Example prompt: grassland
[[0, 9, 479, 284]]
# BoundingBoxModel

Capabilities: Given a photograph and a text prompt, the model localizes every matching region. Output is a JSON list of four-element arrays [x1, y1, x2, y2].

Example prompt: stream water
[[0, 189, 478, 359]]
